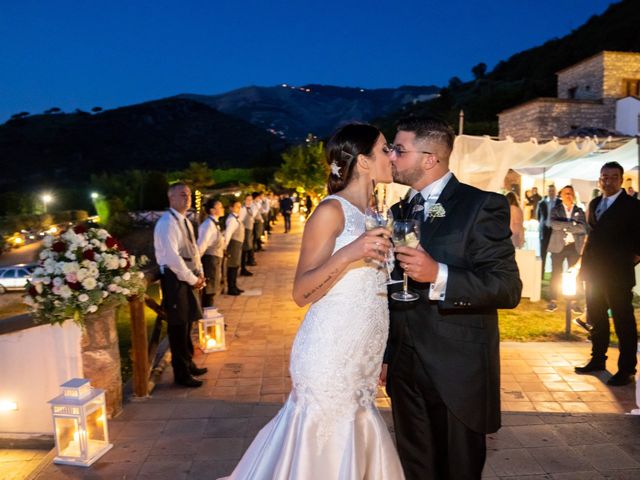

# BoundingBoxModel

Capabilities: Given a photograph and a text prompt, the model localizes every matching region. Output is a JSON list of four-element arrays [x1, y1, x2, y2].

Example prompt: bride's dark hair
[[326, 123, 381, 194]]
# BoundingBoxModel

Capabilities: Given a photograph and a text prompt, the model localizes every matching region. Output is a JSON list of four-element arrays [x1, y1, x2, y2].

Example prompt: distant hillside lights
[[280, 83, 312, 93]]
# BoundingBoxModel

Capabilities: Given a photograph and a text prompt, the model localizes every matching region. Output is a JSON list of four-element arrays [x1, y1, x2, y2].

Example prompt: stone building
[[499, 51, 640, 141]]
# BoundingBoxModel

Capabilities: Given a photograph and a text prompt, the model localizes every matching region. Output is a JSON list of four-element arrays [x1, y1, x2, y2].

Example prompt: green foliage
[[170, 162, 215, 191], [90, 170, 168, 211], [275, 141, 328, 195]]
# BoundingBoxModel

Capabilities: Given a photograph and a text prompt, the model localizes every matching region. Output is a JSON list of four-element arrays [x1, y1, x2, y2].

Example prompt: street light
[[42, 194, 53, 213], [90, 192, 99, 200]]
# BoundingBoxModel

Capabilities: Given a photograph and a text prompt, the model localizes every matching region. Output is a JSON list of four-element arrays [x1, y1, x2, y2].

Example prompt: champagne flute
[[364, 207, 400, 285], [391, 219, 421, 302]]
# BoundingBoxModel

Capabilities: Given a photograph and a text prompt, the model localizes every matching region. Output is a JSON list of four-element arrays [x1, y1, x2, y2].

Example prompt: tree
[[91, 106, 103, 113], [448, 76, 463, 89], [170, 162, 215, 191], [471, 62, 487, 80], [274, 140, 328, 195]]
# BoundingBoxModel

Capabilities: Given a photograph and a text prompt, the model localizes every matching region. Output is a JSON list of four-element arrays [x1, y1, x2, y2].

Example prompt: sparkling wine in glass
[[391, 219, 421, 302], [364, 207, 400, 285]]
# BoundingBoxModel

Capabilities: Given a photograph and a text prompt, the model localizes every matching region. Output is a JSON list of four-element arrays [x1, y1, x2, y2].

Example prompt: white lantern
[[48, 378, 112, 467], [198, 307, 226, 353]]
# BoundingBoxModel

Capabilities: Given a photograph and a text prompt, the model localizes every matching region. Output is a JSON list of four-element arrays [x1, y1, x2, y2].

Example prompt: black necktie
[[407, 193, 426, 221], [184, 219, 195, 245]]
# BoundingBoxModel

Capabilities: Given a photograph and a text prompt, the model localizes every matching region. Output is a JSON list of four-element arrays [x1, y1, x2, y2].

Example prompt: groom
[[383, 117, 522, 479]]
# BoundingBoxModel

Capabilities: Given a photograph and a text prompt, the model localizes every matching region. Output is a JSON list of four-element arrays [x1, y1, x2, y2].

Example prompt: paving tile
[[188, 460, 237, 479], [529, 446, 591, 473], [510, 424, 567, 447], [204, 417, 249, 438], [486, 448, 545, 476], [574, 444, 640, 470], [550, 422, 609, 447], [138, 457, 192, 480], [486, 427, 523, 450]]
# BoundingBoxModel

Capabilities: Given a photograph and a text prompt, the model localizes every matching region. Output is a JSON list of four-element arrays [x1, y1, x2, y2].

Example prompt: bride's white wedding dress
[[221, 195, 405, 480]]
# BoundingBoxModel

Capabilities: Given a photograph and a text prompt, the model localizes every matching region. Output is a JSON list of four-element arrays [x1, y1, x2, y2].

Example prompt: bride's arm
[[292, 200, 389, 306]]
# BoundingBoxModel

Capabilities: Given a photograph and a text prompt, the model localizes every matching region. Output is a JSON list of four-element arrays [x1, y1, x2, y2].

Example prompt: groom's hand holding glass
[[395, 245, 439, 283]]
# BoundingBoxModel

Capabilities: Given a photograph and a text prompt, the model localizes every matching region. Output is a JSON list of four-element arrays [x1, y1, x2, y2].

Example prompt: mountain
[[178, 84, 439, 142], [375, 0, 640, 136], [0, 98, 286, 188]]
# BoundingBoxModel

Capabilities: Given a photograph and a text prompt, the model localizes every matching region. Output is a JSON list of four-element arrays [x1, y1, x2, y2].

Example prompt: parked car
[[0, 264, 36, 293]]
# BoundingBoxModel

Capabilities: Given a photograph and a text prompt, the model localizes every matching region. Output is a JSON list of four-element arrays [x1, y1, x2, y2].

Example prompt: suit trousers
[[540, 226, 552, 279], [550, 243, 580, 300], [586, 281, 638, 374], [388, 336, 486, 480]]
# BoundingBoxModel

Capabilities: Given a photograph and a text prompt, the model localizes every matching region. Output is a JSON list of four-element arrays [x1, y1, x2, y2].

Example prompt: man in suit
[[279, 194, 293, 233], [576, 162, 640, 386], [537, 184, 561, 279], [381, 117, 522, 479], [545, 185, 587, 313]]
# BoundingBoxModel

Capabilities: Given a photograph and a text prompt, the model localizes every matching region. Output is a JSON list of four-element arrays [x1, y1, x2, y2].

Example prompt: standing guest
[[528, 187, 542, 219], [262, 192, 271, 235], [383, 117, 521, 479], [506, 191, 525, 249], [153, 183, 207, 388], [252, 192, 265, 251], [304, 194, 313, 219], [576, 162, 640, 386], [240, 194, 256, 276], [270, 193, 279, 226], [224, 200, 245, 296], [628, 186, 638, 199], [280, 193, 293, 233], [545, 185, 587, 313], [537, 184, 561, 278], [198, 198, 225, 308]]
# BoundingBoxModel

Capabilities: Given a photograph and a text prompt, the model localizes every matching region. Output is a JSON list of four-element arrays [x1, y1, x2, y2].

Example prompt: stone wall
[[499, 99, 613, 141], [603, 51, 640, 98], [557, 54, 604, 100], [81, 307, 123, 418]]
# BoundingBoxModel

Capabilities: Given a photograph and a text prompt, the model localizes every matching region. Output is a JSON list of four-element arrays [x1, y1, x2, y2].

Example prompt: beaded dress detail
[[221, 195, 405, 480]]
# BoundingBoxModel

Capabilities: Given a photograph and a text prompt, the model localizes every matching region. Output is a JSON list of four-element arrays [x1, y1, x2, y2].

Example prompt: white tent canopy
[[451, 135, 639, 190]]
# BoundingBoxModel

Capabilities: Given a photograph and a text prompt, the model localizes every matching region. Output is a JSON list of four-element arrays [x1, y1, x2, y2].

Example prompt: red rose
[[52, 241, 66, 252], [67, 281, 82, 291], [73, 224, 87, 234], [105, 236, 118, 249], [83, 249, 95, 261]]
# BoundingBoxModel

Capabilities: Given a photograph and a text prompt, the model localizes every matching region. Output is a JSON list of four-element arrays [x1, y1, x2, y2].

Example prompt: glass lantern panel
[[86, 406, 107, 443], [54, 417, 82, 458]]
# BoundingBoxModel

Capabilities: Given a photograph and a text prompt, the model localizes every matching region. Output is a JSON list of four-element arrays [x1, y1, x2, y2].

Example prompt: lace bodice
[[289, 194, 389, 449]]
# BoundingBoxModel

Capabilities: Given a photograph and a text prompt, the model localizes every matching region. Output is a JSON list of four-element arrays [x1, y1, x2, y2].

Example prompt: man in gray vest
[[225, 200, 245, 296], [154, 183, 207, 388], [198, 198, 225, 308]]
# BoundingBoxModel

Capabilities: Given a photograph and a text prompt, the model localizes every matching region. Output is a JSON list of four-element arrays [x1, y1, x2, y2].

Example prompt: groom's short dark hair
[[397, 116, 455, 153]]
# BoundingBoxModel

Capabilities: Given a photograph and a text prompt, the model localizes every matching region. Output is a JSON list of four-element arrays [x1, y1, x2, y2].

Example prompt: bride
[[221, 123, 405, 479]]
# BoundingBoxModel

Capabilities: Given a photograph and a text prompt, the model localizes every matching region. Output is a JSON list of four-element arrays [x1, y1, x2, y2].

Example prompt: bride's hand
[[344, 227, 391, 263]]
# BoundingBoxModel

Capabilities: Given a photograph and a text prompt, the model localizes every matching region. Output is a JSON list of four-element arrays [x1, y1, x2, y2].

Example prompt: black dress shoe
[[227, 288, 242, 296], [575, 360, 606, 374], [175, 376, 203, 388], [190, 366, 208, 376], [607, 371, 635, 386], [240, 269, 253, 276], [247, 261, 257, 266]]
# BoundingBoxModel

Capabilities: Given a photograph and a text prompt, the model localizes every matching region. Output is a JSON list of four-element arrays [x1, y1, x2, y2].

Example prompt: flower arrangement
[[24, 225, 147, 326]]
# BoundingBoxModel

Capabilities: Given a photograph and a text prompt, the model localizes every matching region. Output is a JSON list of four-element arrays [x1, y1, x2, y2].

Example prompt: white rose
[[43, 236, 53, 248], [34, 267, 45, 276], [44, 258, 56, 274], [52, 277, 64, 287], [102, 291, 109, 298], [42, 276, 51, 285], [58, 285, 72, 299], [108, 284, 118, 292], [119, 258, 127, 268], [54, 300, 61, 307], [78, 293, 89, 302], [76, 268, 89, 281], [87, 305, 98, 313], [62, 262, 80, 275], [129, 255, 136, 266], [35, 283, 43, 294], [82, 277, 97, 290], [97, 229, 109, 239], [121, 288, 130, 296], [39, 250, 50, 260], [122, 272, 131, 281], [138, 272, 145, 279], [113, 276, 122, 283]]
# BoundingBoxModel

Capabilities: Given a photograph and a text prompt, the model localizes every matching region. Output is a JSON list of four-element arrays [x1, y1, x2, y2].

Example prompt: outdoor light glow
[[206, 337, 218, 348], [0, 400, 18, 412], [42, 194, 52, 203], [90, 192, 99, 200], [562, 269, 578, 297], [48, 226, 59, 234]]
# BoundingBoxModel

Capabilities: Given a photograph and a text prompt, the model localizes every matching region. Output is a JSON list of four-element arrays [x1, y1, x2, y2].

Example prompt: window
[[568, 87, 577, 99], [1, 269, 16, 278], [622, 79, 640, 97]]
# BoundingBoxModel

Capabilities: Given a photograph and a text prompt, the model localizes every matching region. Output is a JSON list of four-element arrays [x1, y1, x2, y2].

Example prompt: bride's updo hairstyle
[[326, 123, 381, 194]]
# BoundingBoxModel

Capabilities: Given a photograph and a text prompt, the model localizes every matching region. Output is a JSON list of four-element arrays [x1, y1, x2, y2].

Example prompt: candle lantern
[[198, 307, 226, 352], [48, 378, 112, 467], [561, 269, 578, 338]]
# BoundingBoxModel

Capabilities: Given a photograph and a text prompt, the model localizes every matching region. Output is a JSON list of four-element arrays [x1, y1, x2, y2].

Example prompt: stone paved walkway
[[24, 215, 640, 479]]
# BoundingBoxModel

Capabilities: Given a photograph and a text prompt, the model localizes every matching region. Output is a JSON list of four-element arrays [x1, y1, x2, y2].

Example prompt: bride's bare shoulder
[[303, 198, 344, 237]]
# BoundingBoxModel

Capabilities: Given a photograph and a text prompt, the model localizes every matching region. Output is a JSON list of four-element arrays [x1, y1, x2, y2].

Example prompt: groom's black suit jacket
[[387, 175, 522, 434]]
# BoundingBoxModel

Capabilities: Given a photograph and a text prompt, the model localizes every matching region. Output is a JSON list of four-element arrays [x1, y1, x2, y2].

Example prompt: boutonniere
[[427, 203, 446, 222]]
